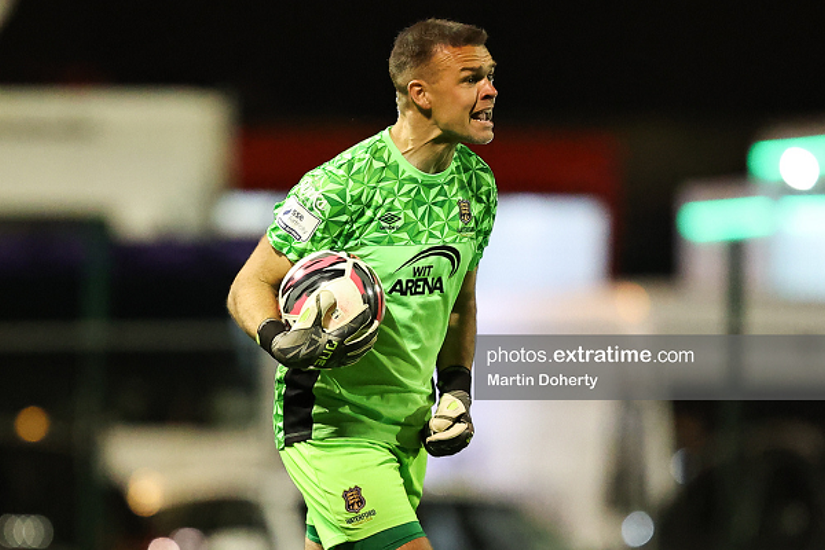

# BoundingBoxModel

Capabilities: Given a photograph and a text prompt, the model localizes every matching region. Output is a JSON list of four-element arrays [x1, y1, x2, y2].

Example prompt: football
[[279, 250, 385, 332]]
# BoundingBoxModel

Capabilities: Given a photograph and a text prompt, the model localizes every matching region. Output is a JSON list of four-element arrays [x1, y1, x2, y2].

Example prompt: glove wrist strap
[[256, 318, 288, 353], [437, 365, 472, 395]]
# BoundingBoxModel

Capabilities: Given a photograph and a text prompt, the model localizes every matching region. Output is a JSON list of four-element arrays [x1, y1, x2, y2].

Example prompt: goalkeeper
[[227, 18, 498, 550]]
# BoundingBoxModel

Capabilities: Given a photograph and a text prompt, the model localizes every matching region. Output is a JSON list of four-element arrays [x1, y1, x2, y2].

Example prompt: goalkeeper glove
[[257, 290, 376, 370], [423, 365, 474, 457]]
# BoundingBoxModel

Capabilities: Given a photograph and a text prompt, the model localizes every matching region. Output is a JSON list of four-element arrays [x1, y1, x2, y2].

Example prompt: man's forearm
[[227, 236, 293, 339], [437, 307, 476, 372], [227, 272, 280, 339], [437, 268, 478, 371]]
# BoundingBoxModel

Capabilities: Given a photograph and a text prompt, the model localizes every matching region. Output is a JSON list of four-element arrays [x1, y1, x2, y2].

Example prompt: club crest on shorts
[[457, 199, 473, 225], [342, 486, 366, 514]]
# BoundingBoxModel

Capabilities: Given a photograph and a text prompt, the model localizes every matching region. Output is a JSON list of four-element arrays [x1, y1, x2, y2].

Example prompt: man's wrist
[[256, 318, 288, 352], [437, 365, 472, 395]]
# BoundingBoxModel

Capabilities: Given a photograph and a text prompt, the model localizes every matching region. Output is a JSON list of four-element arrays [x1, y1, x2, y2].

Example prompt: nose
[[481, 78, 498, 101]]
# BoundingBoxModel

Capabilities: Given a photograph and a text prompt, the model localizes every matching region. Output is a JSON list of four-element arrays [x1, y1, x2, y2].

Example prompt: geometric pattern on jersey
[[267, 127, 497, 450], [273, 128, 495, 260]]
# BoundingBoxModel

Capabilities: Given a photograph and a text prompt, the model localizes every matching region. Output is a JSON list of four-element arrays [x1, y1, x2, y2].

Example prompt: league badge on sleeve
[[276, 197, 321, 242]]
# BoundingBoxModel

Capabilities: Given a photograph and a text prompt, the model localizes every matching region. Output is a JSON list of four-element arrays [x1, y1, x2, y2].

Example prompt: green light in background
[[776, 195, 825, 235], [747, 134, 825, 184], [677, 196, 776, 243]]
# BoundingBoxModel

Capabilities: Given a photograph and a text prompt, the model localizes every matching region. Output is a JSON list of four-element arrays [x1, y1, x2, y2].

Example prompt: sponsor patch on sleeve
[[276, 197, 321, 242]]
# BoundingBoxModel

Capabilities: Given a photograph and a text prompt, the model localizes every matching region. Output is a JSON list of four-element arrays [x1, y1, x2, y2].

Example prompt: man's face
[[423, 45, 498, 145]]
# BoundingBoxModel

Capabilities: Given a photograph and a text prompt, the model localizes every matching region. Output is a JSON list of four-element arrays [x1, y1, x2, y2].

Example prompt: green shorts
[[279, 438, 428, 549]]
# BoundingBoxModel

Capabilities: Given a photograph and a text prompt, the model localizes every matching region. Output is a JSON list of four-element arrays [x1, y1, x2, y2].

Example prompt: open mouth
[[471, 109, 493, 123]]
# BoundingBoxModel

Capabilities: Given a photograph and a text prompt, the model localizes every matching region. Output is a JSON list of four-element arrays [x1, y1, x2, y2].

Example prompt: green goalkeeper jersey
[[266, 127, 497, 450]]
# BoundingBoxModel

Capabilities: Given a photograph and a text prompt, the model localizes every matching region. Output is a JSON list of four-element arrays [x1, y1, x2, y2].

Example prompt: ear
[[407, 79, 431, 111]]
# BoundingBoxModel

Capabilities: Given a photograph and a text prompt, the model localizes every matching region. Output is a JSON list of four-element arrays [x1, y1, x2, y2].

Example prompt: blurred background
[[3, 1, 825, 549]]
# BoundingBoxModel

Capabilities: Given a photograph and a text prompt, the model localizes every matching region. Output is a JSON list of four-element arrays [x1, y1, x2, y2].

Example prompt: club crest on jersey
[[458, 199, 473, 225], [342, 486, 366, 514]]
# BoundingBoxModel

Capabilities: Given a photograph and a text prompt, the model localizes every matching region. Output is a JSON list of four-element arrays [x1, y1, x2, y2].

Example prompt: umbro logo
[[378, 212, 401, 230]]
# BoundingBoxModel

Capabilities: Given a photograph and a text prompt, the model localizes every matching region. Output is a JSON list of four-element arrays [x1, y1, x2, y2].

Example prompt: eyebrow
[[460, 62, 496, 73]]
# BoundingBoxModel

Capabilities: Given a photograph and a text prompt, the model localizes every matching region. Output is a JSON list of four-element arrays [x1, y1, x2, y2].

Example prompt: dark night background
[[2, 0, 825, 273], [4, 4, 825, 548]]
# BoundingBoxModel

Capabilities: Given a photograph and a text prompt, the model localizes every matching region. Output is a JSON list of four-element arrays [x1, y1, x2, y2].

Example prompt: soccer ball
[[279, 250, 385, 331]]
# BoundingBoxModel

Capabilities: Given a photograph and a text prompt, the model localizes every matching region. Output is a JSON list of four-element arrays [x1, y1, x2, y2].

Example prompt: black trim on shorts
[[283, 367, 321, 445]]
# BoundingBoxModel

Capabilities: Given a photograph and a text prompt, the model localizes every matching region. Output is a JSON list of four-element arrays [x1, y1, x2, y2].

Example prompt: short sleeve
[[468, 171, 498, 271], [266, 168, 351, 262]]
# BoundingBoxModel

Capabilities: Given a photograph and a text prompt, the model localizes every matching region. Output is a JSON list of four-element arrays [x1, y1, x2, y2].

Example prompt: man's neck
[[389, 118, 457, 174]]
